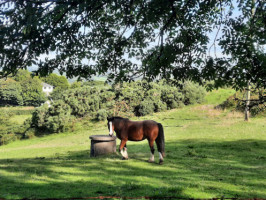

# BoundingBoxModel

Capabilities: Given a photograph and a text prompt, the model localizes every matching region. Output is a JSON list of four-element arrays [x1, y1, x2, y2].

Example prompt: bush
[[71, 81, 82, 89], [217, 90, 265, 117], [30, 80, 208, 133], [182, 81, 206, 105], [61, 87, 107, 117], [136, 100, 155, 116], [250, 104, 265, 117], [113, 82, 145, 111], [32, 101, 74, 133], [217, 95, 239, 110], [0, 133, 17, 145], [24, 128, 36, 139], [96, 109, 108, 121], [113, 101, 133, 118], [154, 101, 167, 112], [31, 104, 50, 129], [161, 85, 184, 109], [50, 87, 64, 100]]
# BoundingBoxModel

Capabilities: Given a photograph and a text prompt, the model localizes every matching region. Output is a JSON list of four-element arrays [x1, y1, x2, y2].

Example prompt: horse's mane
[[113, 116, 129, 121], [107, 116, 129, 122]]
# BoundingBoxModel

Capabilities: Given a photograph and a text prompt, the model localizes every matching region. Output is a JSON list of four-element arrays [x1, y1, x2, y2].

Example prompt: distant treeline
[[0, 70, 69, 106]]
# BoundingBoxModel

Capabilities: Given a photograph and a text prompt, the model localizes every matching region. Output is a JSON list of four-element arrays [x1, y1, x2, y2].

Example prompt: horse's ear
[[107, 117, 110, 121]]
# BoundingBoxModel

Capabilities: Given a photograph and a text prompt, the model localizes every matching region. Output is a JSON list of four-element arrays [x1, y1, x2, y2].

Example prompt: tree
[[13, 69, 31, 82], [0, 0, 265, 91], [41, 73, 69, 90], [0, 78, 23, 105], [20, 76, 47, 106]]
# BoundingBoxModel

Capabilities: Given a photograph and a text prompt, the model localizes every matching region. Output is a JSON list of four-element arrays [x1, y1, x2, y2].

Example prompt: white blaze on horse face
[[109, 122, 113, 136]]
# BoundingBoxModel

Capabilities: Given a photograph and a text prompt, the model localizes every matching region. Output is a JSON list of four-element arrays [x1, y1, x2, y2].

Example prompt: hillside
[[0, 89, 265, 199]]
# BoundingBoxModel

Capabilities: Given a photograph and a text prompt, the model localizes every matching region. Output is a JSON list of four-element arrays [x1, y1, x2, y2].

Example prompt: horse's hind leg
[[119, 139, 128, 160], [148, 140, 155, 163], [155, 138, 164, 165]]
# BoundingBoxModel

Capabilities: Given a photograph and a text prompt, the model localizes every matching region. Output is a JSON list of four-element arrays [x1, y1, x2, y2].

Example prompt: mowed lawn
[[0, 89, 265, 199]]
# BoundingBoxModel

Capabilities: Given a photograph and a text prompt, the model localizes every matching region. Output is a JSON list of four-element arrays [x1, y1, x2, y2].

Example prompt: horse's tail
[[156, 123, 165, 157]]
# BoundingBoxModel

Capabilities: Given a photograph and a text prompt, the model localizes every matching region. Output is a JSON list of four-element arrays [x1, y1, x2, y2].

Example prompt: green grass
[[0, 89, 265, 199], [9, 115, 31, 125], [204, 88, 235, 104]]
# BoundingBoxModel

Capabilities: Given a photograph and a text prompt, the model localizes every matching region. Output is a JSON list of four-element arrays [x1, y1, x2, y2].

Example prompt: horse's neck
[[114, 119, 126, 133]]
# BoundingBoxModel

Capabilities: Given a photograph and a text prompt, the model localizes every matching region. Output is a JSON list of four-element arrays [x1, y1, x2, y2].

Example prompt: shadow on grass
[[0, 139, 265, 199]]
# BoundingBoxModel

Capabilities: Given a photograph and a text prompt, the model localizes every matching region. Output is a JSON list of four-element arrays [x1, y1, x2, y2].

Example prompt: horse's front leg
[[119, 139, 128, 160]]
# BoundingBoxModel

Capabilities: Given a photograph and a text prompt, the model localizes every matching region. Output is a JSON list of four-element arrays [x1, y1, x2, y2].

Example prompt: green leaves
[[0, 0, 265, 90], [0, 78, 24, 106]]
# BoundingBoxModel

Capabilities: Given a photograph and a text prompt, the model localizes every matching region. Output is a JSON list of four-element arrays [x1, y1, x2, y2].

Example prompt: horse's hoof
[[148, 159, 154, 163], [159, 159, 163, 165], [122, 157, 128, 160]]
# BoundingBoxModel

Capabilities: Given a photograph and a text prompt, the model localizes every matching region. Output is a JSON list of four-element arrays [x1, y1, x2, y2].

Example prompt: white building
[[42, 82, 54, 96]]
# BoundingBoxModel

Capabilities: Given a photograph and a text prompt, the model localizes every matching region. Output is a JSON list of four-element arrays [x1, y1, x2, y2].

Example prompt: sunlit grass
[[9, 115, 31, 125], [0, 89, 265, 199]]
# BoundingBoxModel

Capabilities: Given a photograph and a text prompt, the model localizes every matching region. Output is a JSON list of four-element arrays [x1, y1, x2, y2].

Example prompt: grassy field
[[0, 89, 265, 199]]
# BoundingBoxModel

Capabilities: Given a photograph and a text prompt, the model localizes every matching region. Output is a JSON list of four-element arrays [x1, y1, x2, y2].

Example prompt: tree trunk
[[244, 81, 251, 121], [244, 0, 256, 121]]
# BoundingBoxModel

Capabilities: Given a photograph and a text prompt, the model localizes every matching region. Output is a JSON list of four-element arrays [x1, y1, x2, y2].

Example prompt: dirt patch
[[226, 111, 244, 119], [192, 105, 222, 118]]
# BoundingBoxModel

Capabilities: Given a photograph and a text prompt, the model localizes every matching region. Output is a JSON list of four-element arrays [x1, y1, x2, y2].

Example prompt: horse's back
[[127, 120, 159, 141], [143, 120, 159, 139]]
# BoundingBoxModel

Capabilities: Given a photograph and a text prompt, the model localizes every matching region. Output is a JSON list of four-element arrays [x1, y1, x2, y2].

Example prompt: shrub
[[136, 100, 155, 116], [250, 104, 265, 117], [96, 109, 108, 121], [61, 87, 105, 117], [113, 82, 145, 111], [0, 133, 17, 145], [30, 80, 208, 133], [113, 101, 133, 118], [154, 101, 167, 112], [32, 101, 74, 133], [24, 128, 36, 139], [161, 85, 184, 109], [182, 81, 206, 105], [71, 81, 82, 89], [217, 95, 239, 110], [31, 104, 50, 130], [218, 90, 265, 117]]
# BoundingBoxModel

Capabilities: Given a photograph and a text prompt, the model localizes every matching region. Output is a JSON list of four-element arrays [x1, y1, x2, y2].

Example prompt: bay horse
[[107, 117, 165, 164]]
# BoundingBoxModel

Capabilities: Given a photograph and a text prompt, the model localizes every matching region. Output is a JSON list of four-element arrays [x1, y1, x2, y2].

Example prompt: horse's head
[[107, 117, 115, 136]]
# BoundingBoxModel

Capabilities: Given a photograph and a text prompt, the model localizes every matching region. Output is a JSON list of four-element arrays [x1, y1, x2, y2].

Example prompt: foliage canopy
[[0, 0, 265, 89]]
